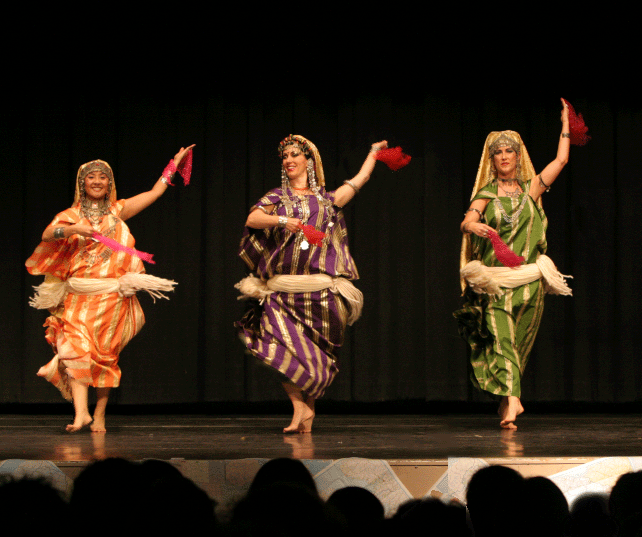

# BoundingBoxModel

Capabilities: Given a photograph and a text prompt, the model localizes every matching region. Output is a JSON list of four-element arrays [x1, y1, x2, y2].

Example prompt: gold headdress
[[278, 134, 326, 187], [74, 159, 117, 205], [487, 131, 521, 156], [459, 131, 537, 291]]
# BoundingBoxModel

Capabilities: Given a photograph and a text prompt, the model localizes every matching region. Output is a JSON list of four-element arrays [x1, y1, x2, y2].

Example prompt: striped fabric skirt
[[236, 288, 348, 398], [37, 293, 144, 400], [454, 279, 545, 398]]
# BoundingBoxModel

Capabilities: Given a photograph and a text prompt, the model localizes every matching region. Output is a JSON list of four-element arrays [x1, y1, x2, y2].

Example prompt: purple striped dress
[[236, 187, 359, 398]]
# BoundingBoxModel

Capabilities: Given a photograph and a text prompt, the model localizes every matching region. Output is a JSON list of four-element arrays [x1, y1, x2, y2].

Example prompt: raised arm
[[529, 100, 570, 202], [119, 145, 195, 221], [333, 141, 388, 207]]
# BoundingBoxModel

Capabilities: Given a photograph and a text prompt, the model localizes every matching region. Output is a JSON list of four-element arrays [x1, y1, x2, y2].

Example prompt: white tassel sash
[[461, 255, 572, 297], [235, 274, 363, 325], [29, 273, 177, 309]]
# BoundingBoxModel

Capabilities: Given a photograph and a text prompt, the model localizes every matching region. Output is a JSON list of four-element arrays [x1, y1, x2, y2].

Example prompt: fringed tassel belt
[[29, 273, 177, 309], [461, 255, 572, 297], [235, 274, 363, 326]]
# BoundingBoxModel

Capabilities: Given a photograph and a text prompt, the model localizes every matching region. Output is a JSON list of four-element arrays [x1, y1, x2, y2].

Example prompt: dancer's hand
[[370, 140, 388, 153], [560, 98, 569, 125], [173, 144, 196, 166], [284, 218, 302, 233], [71, 224, 96, 238], [467, 222, 495, 239]]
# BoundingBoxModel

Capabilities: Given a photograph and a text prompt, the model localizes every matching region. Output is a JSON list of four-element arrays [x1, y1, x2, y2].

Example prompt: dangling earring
[[490, 160, 497, 179], [307, 159, 318, 192], [281, 165, 290, 191], [516, 159, 522, 180]]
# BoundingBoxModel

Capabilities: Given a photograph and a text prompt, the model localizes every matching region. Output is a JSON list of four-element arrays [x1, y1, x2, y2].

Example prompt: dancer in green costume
[[455, 99, 573, 429]]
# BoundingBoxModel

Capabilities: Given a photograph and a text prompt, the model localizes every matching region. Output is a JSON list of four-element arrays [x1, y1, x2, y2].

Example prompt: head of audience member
[[232, 481, 337, 537], [390, 497, 471, 537], [466, 465, 524, 537], [248, 457, 318, 496], [327, 486, 384, 532], [568, 492, 616, 537], [71, 458, 217, 534], [0, 476, 69, 534], [138, 459, 217, 534], [610, 470, 642, 536], [518, 476, 569, 537]]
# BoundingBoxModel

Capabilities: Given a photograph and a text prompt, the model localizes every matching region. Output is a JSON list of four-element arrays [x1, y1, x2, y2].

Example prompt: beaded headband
[[278, 135, 313, 159], [78, 160, 114, 183], [488, 132, 521, 156]]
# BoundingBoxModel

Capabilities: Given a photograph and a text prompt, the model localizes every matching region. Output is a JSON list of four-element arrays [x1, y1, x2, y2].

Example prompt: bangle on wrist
[[462, 222, 471, 234], [343, 179, 360, 194], [277, 216, 288, 227], [162, 160, 177, 186], [561, 133, 570, 138], [53, 227, 66, 240]]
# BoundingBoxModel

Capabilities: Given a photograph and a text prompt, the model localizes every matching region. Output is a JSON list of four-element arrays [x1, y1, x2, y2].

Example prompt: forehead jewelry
[[278, 136, 312, 159], [488, 133, 520, 155]]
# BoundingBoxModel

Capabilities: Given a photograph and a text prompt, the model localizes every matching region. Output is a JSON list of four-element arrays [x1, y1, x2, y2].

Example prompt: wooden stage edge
[[3, 411, 641, 511]]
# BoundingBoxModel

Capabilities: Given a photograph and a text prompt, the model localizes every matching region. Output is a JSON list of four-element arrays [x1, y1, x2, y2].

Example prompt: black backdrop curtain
[[2, 66, 640, 407]]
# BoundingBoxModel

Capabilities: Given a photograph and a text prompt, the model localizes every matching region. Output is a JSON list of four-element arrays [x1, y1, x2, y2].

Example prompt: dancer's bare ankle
[[498, 396, 523, 429]]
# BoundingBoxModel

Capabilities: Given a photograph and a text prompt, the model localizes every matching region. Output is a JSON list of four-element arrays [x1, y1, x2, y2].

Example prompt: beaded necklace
[[493, 193, 528, 224], [81, 197, 110, 227], [284, 190, 336, 249]]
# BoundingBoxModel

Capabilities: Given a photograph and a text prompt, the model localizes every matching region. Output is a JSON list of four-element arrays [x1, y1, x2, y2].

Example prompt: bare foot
[[90, 417, 106, 433], [281, 383, 316, 434], [283, 407, 315, 434], [65, 413, 92, 433], [498, 396, 524, 429]]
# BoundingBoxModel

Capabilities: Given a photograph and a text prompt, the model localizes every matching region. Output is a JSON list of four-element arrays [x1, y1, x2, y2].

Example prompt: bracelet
[[343, 179, 360, 194], [561, 133, 570, 138], [162, 160, 177, 186], [538, 173, 551, 192], [466, 207, 484, 221], [462, 222, 471, 234], [277, 216, 288, 227], [53, 227, 66, 240], [369, 146, 381, 153]]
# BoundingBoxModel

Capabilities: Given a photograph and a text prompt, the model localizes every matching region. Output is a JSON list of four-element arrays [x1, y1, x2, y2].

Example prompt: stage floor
[[1, 413, 641, 462]]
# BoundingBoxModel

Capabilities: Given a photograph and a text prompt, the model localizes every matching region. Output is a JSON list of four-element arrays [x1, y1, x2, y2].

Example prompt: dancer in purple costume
[[236, 135, 387, 433]]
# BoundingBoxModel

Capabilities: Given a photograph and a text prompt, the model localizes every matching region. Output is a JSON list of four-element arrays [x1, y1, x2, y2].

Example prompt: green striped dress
[[454, 180, 547, 397]]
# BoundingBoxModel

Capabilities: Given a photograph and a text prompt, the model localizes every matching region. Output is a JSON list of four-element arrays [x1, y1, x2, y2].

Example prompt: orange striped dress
[[26, 201, 145, 400]]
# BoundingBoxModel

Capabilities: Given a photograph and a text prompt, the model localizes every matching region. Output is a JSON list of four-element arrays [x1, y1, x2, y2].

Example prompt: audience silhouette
[[4, 457, 642, 536]]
